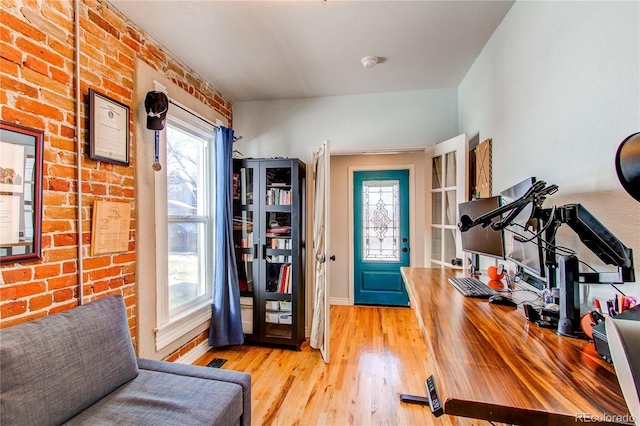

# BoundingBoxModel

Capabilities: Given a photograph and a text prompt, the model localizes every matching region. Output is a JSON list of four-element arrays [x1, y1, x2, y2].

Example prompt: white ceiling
[[109, 0, 514, 103]]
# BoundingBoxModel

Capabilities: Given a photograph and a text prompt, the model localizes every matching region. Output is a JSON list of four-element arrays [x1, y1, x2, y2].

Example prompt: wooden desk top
[[401, 267, 632, 425]]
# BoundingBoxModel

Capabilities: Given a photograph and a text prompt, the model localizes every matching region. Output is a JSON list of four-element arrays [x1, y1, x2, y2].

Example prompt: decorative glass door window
[[361, 179, 400, 262]]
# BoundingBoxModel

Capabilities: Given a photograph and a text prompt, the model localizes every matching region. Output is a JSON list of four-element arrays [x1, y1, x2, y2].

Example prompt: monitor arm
[[550, 203, 635, 337], [458, 184, 635, 338], [458, 180, 558, 232]]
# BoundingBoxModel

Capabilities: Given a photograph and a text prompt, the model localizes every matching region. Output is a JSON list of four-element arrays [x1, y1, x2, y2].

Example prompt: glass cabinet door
[[233, 162, 256, 296], [263, 166, 293, 340]]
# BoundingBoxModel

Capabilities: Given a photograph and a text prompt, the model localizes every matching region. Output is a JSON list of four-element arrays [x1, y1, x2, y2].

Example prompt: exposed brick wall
[[1, 0, 232, 358]]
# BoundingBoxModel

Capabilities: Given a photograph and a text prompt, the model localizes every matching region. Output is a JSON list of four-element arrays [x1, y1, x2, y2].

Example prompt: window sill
[[154, 302, 211, 351]]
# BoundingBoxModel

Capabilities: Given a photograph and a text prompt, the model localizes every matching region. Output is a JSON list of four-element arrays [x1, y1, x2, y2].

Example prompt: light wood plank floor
[[195, 305, 488, 425]]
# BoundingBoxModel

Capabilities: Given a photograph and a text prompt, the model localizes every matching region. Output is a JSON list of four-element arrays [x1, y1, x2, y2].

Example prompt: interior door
[[310, 140, 330, 363], [426, 134, 469, 269], [353, 169, 410, 306]]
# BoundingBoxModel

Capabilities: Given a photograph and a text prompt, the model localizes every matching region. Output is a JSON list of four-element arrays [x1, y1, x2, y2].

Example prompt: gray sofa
[[0, 295, 251, 426]]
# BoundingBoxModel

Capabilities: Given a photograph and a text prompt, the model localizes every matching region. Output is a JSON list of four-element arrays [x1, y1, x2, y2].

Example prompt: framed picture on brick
[[89, 88, 130, 166], [0, 121, 43, 264]]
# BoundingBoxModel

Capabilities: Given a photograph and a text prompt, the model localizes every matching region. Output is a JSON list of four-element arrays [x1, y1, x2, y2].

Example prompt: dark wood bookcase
[[233, 158, 306, 348]]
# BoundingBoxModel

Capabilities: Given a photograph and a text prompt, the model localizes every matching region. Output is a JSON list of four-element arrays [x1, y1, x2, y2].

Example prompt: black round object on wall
[[615, 132, 640, 202]]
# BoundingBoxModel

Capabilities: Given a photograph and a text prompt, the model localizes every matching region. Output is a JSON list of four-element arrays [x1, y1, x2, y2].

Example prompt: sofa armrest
[[137, 358, 251, 426]]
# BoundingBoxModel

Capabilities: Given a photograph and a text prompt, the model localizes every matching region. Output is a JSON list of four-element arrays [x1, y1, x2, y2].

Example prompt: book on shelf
[[266, 188, 291, 205], [240, 231, 253, 248], [266, 226, 291, 236], [276, 264, 291, 294], [240, 168, 246, 205], [271, 238, 291, 249], [233, 173, 240, 200]]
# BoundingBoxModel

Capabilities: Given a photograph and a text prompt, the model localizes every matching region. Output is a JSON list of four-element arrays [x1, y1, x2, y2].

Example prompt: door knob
[[402, 237, 408, 243], [330, 255, 336, 261], [402, 247, 409, 252]]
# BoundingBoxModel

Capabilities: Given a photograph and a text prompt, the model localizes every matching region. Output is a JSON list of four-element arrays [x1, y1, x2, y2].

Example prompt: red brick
[[113, 252, 135, 264], [0, 281, 45, 301], [34, 264, 61, 279], [62, 261, 77, 274], [41, 3, 74, 34], [1, 107, 45, 129], [48, 177, 71, 192], [0, 57, 19, 76], [48, 164, 76, 179], [41, 235, 52, 249], [49, 136, 75, 152], [42, 192, 68, 205], [92, 183, 107, 195], [23, 55, 48, 75], [1, 300, 28, 318], [109, 277, 124, 289], [29, 294, 52, 310], [145, 43, 166, 62], [2, 267, 33, 284], [0, 10, 46, 42], [47, 36, 74, 61], [53, 288, 73, 302], [89, 266, 121, 281], [53, 233, 77, 247], [49, 66, 71, 85], [83, 256, 110, 270], [42, 219, 73, 233], [88, 9, 119, 38], [15, 37, 64, 68], [41, 89, 74, 111], [121, 35, 141, 53], [92, 279, 110, 293], [44, 206, 76, 220], [15, 96, 64, 122], [0, 25, 12, 43], [44, 247, 77, 262], [0, 75, 38, 98], [49, 302, 76, 315], [47, 274, 77, 290], [22, 68, 68, 97], [60, 124, 75, 139]]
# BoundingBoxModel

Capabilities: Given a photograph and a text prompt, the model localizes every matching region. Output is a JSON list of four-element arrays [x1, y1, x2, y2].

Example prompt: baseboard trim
[[330, 297, 351, 306], [176, 340, 210, 365]]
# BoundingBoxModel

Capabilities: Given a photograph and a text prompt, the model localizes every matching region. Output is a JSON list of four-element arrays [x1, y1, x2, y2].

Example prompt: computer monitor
[[458, 196, 505, 260], [500, 177, 546, 288]]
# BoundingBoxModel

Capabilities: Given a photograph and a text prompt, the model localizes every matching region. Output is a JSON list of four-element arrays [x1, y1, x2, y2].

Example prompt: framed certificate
[[89, 88, 130, 166], [0, 121, 43, 264]]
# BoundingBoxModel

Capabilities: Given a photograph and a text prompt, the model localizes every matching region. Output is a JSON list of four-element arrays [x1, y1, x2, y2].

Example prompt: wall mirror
[[0, 121, 44, 264]]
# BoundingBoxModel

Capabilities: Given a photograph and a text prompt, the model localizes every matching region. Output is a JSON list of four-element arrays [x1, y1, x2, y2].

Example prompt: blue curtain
[[209, 126, 244, 347]]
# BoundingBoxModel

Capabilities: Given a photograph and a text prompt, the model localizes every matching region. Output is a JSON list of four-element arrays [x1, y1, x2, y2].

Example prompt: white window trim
[[153, 84, 217, 351]]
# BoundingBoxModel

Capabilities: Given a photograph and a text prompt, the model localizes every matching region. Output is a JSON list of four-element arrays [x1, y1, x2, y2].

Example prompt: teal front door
[[354, 170, 410, 306]]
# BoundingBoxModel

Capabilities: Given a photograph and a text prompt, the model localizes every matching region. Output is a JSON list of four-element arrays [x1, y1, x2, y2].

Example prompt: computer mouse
[[488, 295, 517, 307]]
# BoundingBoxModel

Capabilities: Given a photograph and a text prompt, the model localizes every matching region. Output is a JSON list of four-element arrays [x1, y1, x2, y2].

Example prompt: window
[[166, 119, 211, 315], [154, 101, 216, 348]]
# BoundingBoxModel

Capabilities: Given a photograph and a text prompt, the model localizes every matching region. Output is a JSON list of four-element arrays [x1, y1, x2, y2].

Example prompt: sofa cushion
[[63, 368, 244, 426], [0, 295, 138, 426]]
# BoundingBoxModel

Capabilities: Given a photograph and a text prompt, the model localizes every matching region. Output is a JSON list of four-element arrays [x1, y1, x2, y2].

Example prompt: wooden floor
[[195, 305, 488, 425]]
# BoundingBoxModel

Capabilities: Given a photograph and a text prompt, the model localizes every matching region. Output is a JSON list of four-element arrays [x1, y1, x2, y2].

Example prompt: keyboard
[[447, 277, 498, 298]]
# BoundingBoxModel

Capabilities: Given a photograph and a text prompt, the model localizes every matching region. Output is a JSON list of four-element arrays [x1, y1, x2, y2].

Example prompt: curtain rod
[[168, 99, 242, 142]]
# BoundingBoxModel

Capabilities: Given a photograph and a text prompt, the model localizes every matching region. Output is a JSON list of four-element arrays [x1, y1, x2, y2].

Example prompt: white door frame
[[345, 164, 416, 306], [424, 134, 469, 268]]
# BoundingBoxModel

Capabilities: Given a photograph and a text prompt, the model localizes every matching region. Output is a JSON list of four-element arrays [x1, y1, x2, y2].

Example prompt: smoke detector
[[361, 56, 378, 69]]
